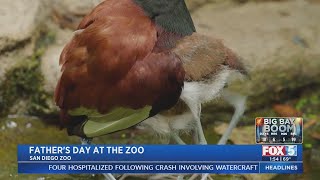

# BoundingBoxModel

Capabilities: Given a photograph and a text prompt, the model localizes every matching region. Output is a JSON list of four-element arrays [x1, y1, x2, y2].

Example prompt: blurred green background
[[0, 0, 319, 179]]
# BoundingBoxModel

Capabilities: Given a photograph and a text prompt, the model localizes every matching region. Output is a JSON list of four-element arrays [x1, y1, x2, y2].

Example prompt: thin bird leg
[[177, 175, 184, 180], [184, 101, 207, 145], [170, 115, 209, 180], [188, 174, 200, 180], [81, 138, 92, 145], [192, 128, 199, 144], [189, 174, 213, 180], [170, 133, 186, 180], [218, 90, 247, 145], [149, 174, 179, 180], [195, 115, 207, 145], [191, 104, 209, 180], [103, 174, 117, 180], [201, 174, 209, 180], [181, 92, 207, 145], [119, 174, 129, 180], [80, 138, 116, 180], [193, 104, 207, 145], [171, 132, 186, 145]]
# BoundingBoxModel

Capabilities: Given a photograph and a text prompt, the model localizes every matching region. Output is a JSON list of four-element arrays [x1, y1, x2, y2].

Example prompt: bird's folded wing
[[55, 15, 156, 111], [173, 33, 247, 81], [69, 106, 152, 138]]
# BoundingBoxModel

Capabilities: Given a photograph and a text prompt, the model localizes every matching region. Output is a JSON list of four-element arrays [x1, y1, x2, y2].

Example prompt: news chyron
[[256, 117, 303, 144]]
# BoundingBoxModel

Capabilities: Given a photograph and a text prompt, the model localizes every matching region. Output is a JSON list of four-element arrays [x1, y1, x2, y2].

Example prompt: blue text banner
[[18, 145, 303, 174]]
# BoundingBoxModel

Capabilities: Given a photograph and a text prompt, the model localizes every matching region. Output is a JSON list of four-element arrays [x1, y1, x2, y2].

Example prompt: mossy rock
[[0, 30, 57, 117]]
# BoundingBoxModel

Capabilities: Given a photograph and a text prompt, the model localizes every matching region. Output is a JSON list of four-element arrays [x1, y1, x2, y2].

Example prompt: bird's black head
[[134, 0, 196, 36]]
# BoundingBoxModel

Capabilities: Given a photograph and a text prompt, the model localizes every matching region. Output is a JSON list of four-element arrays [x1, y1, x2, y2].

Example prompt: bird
[[138, 33, 248, 180], [55, 0, 195, 139], [140, 33, 248, 145], [55, 0, 195, 179]]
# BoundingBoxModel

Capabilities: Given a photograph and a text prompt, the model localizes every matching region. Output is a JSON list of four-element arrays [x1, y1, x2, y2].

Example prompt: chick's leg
[[189, 103, 209, 180], [170, 131, 186, 180], [195, 114, 207, 145], [187, 103, 207, 145], [81, 138, 92, 145], [218, 90, 247, 145], [171, 132, 186, 145]]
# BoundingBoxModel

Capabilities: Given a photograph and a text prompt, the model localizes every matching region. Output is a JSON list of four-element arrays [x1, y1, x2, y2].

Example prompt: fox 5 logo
[[262, 145, 297, 156]]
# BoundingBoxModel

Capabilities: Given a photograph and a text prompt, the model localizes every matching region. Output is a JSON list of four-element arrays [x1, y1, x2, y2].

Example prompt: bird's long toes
[[201, 173, 209, 180]]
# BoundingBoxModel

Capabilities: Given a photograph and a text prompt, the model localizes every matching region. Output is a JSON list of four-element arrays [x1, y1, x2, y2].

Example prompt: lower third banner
[[18, 145, 303, 174]]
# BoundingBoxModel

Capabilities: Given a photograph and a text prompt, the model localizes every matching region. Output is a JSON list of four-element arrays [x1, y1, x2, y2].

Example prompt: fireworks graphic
[[256, 117, 303, 144]]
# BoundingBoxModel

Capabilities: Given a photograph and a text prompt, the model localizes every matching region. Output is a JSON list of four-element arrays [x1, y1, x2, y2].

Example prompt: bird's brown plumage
[[173, 33, 247, 81], [55, 0, 185, 127]]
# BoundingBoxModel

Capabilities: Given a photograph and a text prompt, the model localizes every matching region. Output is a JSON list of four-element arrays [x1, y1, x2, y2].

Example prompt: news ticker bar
[[18, 145, 303, 161], [18, 162, 303, 174]]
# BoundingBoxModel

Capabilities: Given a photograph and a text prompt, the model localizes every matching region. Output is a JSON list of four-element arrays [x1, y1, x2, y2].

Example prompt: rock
[[40, 46, 62, 93], [52, 0, 102, 16], [41, 27, 73, 93], [0, 27, 56, 116], [192, 0, 320, 108], [186, 0, 211, 11], [52, 0, 210, 18], [0, 0, 50, 85], [51, 0, 103, 29], [26, 123, 32, 129], [6, 121, 17, 129], [0, 42, 35, 82], [214, 123, 255, 144], [0, 0, 49, 52], [51, 0, 212, 29], [8, 100, 29, 116]]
